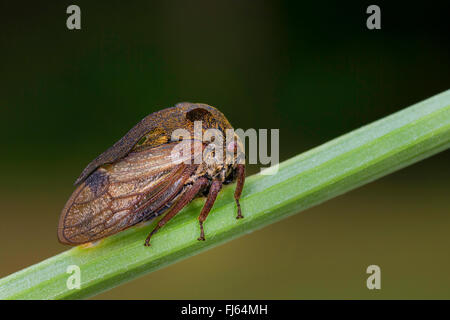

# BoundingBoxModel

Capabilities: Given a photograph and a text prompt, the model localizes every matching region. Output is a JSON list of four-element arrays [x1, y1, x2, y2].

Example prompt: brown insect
[[57, 103, 245, 247]]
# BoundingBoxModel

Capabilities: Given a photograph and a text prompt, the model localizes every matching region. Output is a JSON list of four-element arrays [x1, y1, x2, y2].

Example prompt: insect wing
[[58, 141, 194, 245]]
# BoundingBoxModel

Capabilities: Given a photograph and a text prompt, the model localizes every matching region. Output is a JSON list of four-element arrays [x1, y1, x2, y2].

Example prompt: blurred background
[[1, 1, 449, 299]]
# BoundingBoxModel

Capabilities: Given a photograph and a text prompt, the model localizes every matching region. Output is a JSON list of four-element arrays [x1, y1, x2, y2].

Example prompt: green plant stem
[[1, 90, 450, 300]]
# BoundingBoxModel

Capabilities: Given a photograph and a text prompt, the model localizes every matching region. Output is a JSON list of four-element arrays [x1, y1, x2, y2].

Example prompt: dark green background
[[1, 1, 449, 299]]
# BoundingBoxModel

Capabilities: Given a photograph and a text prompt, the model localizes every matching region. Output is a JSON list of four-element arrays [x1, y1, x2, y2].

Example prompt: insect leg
[[234, 164, 245, 219], [144, 176, 209, 247], [197, 180, 222, 241]]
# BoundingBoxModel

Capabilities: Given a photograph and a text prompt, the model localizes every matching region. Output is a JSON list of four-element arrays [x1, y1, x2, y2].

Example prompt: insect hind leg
[[144, 177, 209, 247], [234, 164, 245, 219], [197, 180, 222, 241]]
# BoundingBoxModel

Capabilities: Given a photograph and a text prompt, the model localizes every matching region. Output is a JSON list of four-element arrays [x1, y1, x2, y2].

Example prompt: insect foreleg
[[144, 176, 209, 247], [234, 164, 245, 219], [197, 180, 222, 241]]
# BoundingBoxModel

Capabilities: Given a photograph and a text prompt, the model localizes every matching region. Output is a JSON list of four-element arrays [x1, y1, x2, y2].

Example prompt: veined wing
[[58, 141, 196, 245]]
